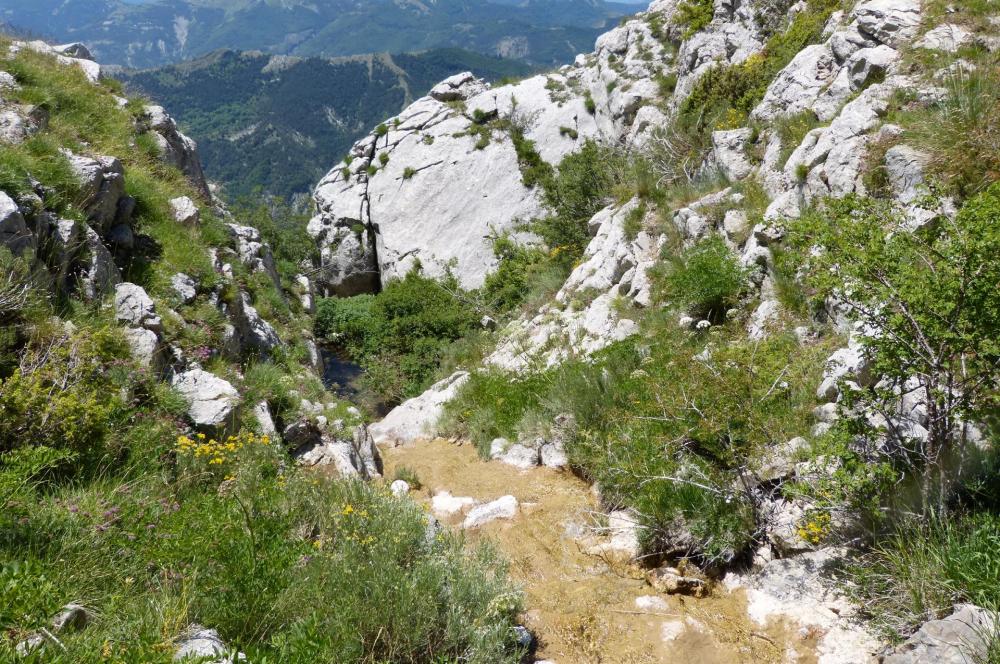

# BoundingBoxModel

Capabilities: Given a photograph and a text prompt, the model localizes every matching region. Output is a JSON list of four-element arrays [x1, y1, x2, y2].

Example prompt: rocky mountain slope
[[3, 0, 1000, 661], [1, 0, 640, 69], [0, 37, 533, 662], [115, 48, 534, 201], [303, 0, 1000, 661]]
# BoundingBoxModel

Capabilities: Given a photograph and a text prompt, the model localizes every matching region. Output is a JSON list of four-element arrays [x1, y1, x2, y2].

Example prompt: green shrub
[[789, 189, 1000, 516], [655, 71, 678, 98], [509, 126, 552, 189], [402, 166, 417, 180], [315, 294, 379, 356], [536, 140, 618, 262], [678, 0, 840, 133], [558, 126, 579, 140], [794, 162, 809, 182], [674, 0, 715, 38], [657, 235, 748, 321], [0, 328, 126, 456], [445, 322, 829, 564], [379, 152, 389, 166], [315, 271, 478, 401], [1, 438, 523, 662], [478, 235, 572, 316], [584, 92, 596, 115]]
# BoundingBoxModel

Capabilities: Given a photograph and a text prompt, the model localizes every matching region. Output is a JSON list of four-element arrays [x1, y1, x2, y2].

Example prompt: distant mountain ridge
[[1, 0, 642, 69], [116, 48, 535, 201]]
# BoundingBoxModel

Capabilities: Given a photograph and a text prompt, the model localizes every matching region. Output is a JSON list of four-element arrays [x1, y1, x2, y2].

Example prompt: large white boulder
[[463, 495, 518, 529], [115, 282, 161, 330], [171, 369, 240, 429], [169, 196, 200, 226], [368, 371, 469, 446], [882, 604, 997, 664]]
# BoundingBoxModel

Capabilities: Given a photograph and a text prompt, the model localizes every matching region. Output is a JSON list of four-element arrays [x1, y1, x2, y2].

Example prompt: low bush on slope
[[3, 426, 521, 663], [315, 270, 480, 403], [444, 319, 835, 564], [0, 39, 523, 662]]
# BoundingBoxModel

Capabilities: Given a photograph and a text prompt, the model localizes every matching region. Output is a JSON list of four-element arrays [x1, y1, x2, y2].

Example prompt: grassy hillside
[[117, 49, 535, 200], [0, 37, 523, 662]]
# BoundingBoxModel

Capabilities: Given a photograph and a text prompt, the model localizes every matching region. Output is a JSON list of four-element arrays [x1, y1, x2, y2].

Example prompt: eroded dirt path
[[381, 438, 815, 664]]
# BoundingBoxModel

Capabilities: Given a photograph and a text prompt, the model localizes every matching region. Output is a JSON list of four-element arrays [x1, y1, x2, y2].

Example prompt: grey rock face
[[123, 327, 162, 370], [463, 495, 518, 529], [292, 423, 383, 480], [115, 282, 161, 330], [228, 290, 280, 355], [65, 152, 128, 235], [854, 0, 922, 48], [488, 199, 661, 372], [79, 226, 122, 300], [916, 24, 972, 53], [0, 191, 33, 255], [884, 145, 929, 204], [881, 604, 997, 664], [252, 400, 277, 437], [226, 223, 282, 289], [712, 128, 756, 181], [170, 272, 198, 304], [306, 221, 380, 297], [368, 371, 470, 446], [308, 0, 678, 294], [140, 105, 211, 199], [429, 71, 489, 102], [171, 369, 240, 429]]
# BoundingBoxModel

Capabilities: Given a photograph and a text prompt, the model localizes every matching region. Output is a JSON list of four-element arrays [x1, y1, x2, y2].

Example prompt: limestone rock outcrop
[[171, 369, 241, 429], [308, 0, 678, 294], [368, 371, 470, 446]]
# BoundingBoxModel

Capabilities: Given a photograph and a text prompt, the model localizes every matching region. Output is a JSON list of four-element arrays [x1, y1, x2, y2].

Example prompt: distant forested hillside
[[117, 49, 535, 201], [0, 0, 641, 69]]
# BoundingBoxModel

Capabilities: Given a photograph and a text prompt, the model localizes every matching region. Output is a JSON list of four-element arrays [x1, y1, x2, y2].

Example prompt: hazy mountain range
[[116, 48, 534, 200], [2, 0, 642, 68]]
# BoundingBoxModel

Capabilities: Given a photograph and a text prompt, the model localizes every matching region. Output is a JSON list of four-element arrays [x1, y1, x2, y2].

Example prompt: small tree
[[790, 190, 1000, 514]]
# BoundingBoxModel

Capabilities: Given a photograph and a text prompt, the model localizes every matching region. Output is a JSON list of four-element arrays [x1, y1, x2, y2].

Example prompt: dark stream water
[[319, 345, 365, 399]]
